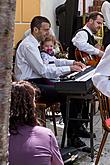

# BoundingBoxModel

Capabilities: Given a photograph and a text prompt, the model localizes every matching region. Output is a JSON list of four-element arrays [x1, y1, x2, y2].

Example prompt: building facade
[[14, 0, 65, 45], [15, 0, 102, 45]]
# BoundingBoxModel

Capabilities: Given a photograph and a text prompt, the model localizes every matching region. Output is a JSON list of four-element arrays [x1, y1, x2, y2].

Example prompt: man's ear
[[89, 19, 94, 24], [33, 27, 39, 33]]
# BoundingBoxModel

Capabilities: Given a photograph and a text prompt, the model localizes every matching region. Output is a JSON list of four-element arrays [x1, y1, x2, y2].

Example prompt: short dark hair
[[87, 11, 104, 21], [31, 16, 51, 32]]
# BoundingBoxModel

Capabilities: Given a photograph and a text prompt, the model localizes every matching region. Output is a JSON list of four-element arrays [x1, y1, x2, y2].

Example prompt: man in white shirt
[[101, 0, 110, 49], [68, 11, 104, 140], [71, 11, 104, 61], [15, 16, 91, 150], [92, 44, 110, 97], [15, 16, 84, 81]]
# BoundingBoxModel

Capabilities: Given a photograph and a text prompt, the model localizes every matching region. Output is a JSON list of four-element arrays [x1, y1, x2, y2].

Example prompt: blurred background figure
[[92, 44, 110, 97], [101, 0, 110, 49]]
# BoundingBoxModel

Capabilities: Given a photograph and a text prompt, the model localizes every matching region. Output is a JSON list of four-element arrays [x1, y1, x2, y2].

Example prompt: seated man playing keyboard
[[15, 15, 91, 151]]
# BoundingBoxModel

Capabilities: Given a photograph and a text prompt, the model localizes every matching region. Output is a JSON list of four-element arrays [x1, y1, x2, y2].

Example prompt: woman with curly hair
[[8, 81, 63, 165]]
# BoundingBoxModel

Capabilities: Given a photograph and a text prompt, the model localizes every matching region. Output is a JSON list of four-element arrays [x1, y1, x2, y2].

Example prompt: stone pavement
[[46, 110, 110, 165]]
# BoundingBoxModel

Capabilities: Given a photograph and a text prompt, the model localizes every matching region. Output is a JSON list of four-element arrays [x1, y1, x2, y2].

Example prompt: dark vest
[[81, 29, 97, 46], [68, 29, 97, 60]]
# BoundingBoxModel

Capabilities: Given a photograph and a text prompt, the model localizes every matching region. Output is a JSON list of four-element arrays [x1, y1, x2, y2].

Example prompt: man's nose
[[99, 24, 103, 28]]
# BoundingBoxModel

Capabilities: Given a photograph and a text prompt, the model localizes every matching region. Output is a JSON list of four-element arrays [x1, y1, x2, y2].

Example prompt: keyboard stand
[[61, 91, 96, 162]]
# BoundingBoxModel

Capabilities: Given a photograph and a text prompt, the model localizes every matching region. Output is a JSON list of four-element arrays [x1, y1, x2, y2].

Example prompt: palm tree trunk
[[0, 0, 16, 164]]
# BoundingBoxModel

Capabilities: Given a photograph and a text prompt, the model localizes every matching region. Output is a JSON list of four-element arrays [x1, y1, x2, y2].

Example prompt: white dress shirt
[[72, 25, 100, 55], [15, 34, 74, 81], [41, 51, 72, 66], [92, 44, 110, 97], [101, 1, 110, 30], [41, 51, 74, 80]]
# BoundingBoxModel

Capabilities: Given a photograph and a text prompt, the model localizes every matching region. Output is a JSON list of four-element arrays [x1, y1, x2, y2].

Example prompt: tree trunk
[[0, 0, 16, 164]]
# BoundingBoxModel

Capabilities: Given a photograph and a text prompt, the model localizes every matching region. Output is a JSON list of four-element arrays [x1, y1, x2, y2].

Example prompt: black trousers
[[28, 78, 88, 138]]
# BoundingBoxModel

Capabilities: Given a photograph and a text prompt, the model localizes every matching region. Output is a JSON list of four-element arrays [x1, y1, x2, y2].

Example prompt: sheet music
[[75, 68, 96, 81]]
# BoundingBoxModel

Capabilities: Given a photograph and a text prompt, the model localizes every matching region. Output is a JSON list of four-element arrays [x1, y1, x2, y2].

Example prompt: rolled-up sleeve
[[54, 58, 74, 66], [72, 31, 100, 55]]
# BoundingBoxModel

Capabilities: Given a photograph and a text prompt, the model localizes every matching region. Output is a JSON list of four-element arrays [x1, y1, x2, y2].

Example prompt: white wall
[[40, 0, 93, 38], [40, 0, 66, 38], [78, 0, 93, 15]]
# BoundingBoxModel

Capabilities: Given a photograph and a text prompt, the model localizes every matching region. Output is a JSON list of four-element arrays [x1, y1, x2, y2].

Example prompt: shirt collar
[[27, 34, 40, 46], [83, 25, 93, 36]]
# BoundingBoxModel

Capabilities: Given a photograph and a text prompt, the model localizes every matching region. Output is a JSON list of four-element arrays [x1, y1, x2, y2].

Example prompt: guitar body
[[75, 49, 101, 66]]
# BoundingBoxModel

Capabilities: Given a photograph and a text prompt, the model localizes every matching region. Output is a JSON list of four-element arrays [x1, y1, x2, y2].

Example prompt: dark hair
[[31, 16, 51, 32], [9, 81, 41, 134], [87, 11, 104, 21], [40, 34, 56, 49]]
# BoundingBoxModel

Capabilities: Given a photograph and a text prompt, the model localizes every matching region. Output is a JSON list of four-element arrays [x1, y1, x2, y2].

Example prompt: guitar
[[75, 49, 101, 66]]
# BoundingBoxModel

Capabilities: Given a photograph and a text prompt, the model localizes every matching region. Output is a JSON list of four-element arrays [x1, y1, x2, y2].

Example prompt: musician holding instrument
[[72, 11, 104, 66], [68, 11, 104, 143]]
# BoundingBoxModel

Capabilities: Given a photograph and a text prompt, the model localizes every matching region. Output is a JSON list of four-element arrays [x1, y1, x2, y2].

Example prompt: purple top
[[9, 125, 64, 165]]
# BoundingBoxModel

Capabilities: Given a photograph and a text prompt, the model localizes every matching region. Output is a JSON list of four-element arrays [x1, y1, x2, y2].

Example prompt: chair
[[95, 88, 110, 165], [36, 102, 59, 136]]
